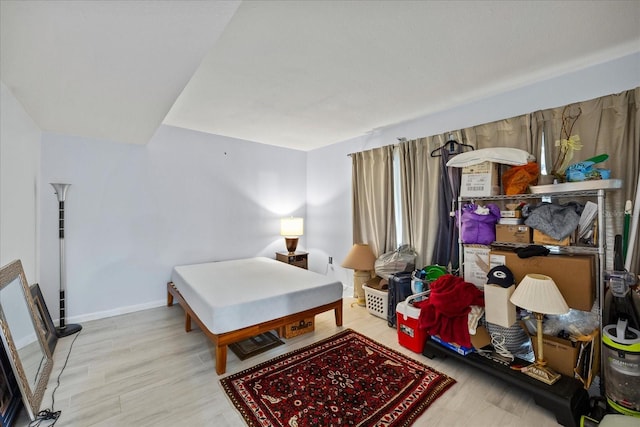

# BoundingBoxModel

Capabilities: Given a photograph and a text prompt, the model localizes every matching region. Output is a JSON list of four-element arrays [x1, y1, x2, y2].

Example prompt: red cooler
[[396, 292, 429, 353]]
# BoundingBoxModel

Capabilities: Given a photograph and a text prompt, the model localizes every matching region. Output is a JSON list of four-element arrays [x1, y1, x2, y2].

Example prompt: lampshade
[[280, 217, 304, 237], [510, 273, 569, 315], [342, 243, 376, 307], [341, 244, 376, 271]]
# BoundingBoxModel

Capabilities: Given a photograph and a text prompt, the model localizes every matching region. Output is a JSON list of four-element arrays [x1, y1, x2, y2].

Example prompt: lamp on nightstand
[[280, 217, 304, 254], [510, 273, 569, 385], [342, 244, 376, 307]]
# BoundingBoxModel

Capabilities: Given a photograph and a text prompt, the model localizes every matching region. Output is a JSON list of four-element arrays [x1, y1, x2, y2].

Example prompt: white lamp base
[[353, 270, 372, 307]]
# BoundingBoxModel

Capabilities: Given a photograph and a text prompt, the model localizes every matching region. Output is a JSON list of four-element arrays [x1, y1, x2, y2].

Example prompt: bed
[[167, 257, 343, 374]]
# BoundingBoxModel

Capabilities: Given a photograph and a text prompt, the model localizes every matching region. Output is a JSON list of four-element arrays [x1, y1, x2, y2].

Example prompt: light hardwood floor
[[15, 299, 565, 427]]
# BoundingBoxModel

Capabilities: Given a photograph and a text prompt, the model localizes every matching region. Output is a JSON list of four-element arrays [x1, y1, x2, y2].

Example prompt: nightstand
[[275, 251, 308, 269]]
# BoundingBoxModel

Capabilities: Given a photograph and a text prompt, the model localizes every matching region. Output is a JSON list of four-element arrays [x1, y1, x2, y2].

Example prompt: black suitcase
[[387, 271, 413, 328]]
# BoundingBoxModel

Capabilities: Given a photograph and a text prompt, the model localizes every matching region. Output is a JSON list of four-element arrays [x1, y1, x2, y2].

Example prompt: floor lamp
[[51, 183, 82, 338]]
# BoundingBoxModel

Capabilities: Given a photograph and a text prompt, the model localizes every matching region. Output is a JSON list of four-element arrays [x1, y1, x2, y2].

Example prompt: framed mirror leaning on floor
[[0, 260, 53, 421]]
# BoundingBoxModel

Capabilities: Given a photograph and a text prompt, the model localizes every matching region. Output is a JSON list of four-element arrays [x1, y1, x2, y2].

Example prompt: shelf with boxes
[[457, 181, 622, 397], [458, 186, 616, 291]]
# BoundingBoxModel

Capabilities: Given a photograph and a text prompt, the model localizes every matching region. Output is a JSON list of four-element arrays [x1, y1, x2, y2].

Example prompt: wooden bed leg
[[167, 282, 173, 307], [335, 303, 343, 326], [185, 312, 192, 332], [216, 345, 227, 375], [167, 290, 174, 307]]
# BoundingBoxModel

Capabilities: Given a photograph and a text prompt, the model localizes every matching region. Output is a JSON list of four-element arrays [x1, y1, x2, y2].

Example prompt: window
[[392, 147, 403, 244]]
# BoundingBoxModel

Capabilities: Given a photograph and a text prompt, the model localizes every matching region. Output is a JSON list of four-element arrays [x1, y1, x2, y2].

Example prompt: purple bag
[[457, 203, 500, 245]]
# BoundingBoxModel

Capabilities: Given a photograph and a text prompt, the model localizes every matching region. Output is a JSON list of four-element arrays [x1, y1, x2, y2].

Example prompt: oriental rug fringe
[[220, 328, 455, 427]]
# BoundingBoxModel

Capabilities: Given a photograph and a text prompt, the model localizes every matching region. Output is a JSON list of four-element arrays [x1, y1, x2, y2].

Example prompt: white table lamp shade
[[280, 217, 304, 237], [510, 273, 569, 315]]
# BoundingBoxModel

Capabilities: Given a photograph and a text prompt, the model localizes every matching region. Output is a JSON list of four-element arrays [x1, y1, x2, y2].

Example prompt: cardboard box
[[489, 249, 596, 311], [470, 325, 491, 349], [528, 332, 579, 377], [460, 161, 500, 197], [495, 224, 532, 244], [500, 210, 522, 218], [523, 324, 599, 383], [532, 229, 571, 246], [484, 284, 517, 328], [463, 245, 491, 288], [281, 317, 314, 338], [498, 218, 525, 225]]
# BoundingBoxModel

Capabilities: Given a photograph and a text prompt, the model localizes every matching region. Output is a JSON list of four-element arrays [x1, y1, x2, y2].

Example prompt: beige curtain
[[425, 119, 533, 269], [350, 87, 639, 275], [351, 145, 396, 258], [461, 114, 537, 152], [532, 88, 640, 271], [397, 137, 441, 268]]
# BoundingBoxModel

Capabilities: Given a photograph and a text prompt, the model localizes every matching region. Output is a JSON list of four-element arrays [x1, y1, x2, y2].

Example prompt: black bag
[[387, 271, 413, 328]]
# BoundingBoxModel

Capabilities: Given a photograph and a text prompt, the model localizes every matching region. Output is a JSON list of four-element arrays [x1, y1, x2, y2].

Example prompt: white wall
[[39, 125, 307, 323], [0, 82, 41, 282], [306, 51, 640, 288]]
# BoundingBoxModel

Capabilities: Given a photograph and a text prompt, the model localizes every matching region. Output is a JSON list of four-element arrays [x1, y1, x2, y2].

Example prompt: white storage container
[[363, 284, 388, 319]]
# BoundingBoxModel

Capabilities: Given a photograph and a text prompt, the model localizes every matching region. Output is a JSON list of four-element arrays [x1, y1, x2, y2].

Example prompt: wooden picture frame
[[30, 284, 57, 356], [0, 260, 53, 421]]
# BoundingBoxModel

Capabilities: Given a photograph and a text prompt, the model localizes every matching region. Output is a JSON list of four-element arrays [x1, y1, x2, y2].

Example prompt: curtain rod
[[346, 137, 406, 157]]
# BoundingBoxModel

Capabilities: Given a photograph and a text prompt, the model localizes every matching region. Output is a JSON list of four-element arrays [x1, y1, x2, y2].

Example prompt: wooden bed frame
[[167, 281, 343, 374]]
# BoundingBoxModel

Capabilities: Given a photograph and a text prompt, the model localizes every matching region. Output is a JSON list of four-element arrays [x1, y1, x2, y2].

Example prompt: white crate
[[363, 284, 388, 319]]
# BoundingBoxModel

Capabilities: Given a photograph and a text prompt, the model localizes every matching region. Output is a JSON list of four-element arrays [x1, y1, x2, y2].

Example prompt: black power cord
[[29, 330, 82, 427]]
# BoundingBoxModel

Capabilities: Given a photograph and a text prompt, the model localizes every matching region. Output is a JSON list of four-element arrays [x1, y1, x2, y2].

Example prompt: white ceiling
[[2, 1, 639, 151]]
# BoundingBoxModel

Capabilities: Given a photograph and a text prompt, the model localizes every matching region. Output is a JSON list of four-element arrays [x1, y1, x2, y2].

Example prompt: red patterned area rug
[[220, 328, 456, 427]]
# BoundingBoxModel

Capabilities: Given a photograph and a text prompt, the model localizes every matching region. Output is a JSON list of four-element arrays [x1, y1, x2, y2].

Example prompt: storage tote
[[363, 284, 388, 319]]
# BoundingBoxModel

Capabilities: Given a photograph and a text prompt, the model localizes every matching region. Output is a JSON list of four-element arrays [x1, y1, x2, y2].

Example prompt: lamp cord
[[29, 330, 81, 427], [490, 332, 514, 361]]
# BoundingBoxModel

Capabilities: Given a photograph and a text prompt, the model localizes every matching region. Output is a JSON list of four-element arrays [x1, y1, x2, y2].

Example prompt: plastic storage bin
[[363, 284, 388, 319]]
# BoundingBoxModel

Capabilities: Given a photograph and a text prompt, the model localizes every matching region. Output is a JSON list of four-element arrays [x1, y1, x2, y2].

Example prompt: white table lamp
[[280, 217, 304, 254], [510, 273, 569, 385]]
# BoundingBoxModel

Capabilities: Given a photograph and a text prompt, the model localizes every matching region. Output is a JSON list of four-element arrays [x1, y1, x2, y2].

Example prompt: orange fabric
[[502, 162, 539, 195]]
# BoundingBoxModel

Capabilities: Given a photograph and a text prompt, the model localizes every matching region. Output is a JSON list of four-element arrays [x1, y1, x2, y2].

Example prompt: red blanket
[[417, 274, 484, 348]]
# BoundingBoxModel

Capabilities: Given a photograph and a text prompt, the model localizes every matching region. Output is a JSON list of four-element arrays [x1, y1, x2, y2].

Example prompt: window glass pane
[[393, 147, 402, 244], [540, 128, 547, 175]]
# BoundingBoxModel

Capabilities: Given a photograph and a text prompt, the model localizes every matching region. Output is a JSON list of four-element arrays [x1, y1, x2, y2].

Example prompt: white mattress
[[171, 257, 343, 334]]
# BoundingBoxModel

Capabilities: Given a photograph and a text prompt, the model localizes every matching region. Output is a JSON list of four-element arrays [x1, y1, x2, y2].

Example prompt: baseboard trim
[[60, 299, 166, 324]]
